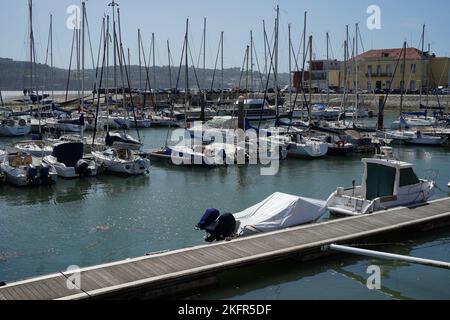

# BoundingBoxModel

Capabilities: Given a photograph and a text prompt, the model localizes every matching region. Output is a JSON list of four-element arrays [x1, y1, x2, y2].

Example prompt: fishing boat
[[196, 192, 326, 242], [0, 118, 31, 137], [0, 152, 57, 187], [43, 142, 97, 178], [325, 147, 435, 216], [92, 149, 150, 175]]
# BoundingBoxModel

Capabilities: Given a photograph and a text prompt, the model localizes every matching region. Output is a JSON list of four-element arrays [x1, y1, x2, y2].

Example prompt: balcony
[[365, 73, 393, 78]]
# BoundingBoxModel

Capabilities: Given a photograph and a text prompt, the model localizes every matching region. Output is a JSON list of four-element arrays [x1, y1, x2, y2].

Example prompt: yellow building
[[344, 48, 450, 92]]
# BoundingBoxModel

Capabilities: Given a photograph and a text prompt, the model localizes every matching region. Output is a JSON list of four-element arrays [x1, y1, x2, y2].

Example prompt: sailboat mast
[[308, 35, 313, 124], [29, 0, 34, 97], [81, 1, 86, 111], [302, 11, 307, 91], [167, 40, 172, 90], [203, 18, 207, 91], [138, 29, 142, 91], [184, 18, 189, 128], [326, 32, 330, 105], [250, 29, 254, 92], [288, 24, 292, 106], [263, 20, 267, 77], [400, 41, 407, 116], [355, 23, 359, 123], [220, 31, 224, 102], [274, 5, 279, 115], [152, 33, 156, 91], [420, 24, 425, 105], [106, 15, 110, 132]]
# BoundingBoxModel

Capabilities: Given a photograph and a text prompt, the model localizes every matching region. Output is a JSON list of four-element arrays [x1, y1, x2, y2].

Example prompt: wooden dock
[[1, 197, 450, 300]]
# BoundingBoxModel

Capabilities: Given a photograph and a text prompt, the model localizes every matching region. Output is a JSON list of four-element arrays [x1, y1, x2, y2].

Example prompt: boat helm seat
[[23, 155, 33, 166], [11, 156, 23, 168]]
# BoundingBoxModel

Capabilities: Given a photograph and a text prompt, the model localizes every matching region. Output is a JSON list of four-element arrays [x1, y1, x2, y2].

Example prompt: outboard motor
[[39, 164, 52, 185], [204, 213, 236, 243], [75, 159, 91, 177], [196, 208, 220, 230], [26, 165, 38, 184]]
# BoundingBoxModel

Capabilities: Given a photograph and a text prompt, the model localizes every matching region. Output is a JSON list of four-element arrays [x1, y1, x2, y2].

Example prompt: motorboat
[[13, 140, 53, 157], [0, 152, 57, 187], [233, 98, 277, 120], [325, 147, 435, 216], [92, 148, 150, 175], [344, 106, 370, 119], [43, 142, 97, 178], [0, 118, 31, 137], [196, 192, 326, 242]]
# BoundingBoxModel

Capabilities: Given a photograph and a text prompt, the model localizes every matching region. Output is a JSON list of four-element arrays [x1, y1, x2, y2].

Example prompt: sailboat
[[0, 118, 31, 137], [196, 193, 326, 242], [325, 147, 435, 216], [13, 140, 53, 157]]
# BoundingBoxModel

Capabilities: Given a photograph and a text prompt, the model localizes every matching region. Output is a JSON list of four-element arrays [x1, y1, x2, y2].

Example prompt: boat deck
[[1, 197, 450, 300]]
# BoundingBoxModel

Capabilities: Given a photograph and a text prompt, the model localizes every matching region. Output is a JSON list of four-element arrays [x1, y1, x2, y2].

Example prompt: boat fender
[[196, 208, 220, 230], [18, 119, 27, 127], [75, 159, 90, 176], [337, 141, 345, 148]]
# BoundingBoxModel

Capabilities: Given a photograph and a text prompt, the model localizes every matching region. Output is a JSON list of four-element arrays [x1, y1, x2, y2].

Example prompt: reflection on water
[[188, 227, 450, 300]]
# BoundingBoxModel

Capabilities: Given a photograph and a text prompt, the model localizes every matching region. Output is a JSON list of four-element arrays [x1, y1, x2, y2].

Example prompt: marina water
[[1, 117, 450, 299]]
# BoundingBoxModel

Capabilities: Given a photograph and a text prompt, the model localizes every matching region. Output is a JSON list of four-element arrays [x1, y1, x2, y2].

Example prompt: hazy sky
[[0, 0, 449, 72]]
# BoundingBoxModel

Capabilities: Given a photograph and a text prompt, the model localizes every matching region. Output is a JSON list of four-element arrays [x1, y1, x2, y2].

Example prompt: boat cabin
[[360, 157, 421, 201]]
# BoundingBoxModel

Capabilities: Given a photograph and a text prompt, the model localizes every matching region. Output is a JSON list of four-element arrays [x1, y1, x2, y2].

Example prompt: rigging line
[[210, 34, 222, 91], [252, 36, 264, 91], [65, 27, 76, 102], [357, 26, 365, 54], [91, 18, 106, 106], [139, 33, 155, 109], [187, 39, 202, 90], [175, 36, 186, 91], [380, 46, 405, 116], [238, 46, 248, 90], [84, 7, 96, 69]]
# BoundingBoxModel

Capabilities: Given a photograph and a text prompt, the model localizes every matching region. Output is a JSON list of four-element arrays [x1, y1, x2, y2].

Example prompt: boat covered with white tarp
[[196, 192, 327, 242]]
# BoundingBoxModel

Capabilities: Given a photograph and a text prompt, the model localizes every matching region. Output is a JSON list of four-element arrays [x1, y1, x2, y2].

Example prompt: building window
[[400, 80, 405, 91], [386, 81, 391, 89], [376, 65, 381, 76], [386, 65, 392, 76], [367, 81, 372, 91], [411, 64, 416, 74], [400, 64, 405, 74], [367, 65, 372, 76], [410, 80, 416, 91]]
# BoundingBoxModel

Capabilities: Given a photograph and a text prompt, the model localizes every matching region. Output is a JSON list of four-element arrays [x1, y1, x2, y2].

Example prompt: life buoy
[[336, 141, 345, 148]]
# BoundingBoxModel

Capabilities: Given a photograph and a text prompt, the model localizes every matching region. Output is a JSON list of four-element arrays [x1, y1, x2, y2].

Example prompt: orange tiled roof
[[354, 48, 426, 60]]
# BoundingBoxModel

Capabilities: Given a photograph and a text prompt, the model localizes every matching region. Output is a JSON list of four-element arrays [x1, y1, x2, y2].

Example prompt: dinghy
[[325, 147, 435, 216], [196, 192, 327, 242], [43, 142, 97, 178]]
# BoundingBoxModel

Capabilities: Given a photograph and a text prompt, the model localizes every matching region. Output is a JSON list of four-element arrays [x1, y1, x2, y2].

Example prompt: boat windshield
[[399, 168, 420, 187], [366, 163, 396, 201]]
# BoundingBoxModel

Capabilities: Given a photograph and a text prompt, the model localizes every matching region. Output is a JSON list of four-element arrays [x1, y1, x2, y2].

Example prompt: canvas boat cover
[[234, 192, 327, 236]]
